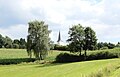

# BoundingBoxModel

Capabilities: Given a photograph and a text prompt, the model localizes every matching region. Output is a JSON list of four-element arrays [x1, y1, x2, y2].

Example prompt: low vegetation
[[0, 49, 120, 77], [0, 58, 119, 77], [56, 48, 120, 63]]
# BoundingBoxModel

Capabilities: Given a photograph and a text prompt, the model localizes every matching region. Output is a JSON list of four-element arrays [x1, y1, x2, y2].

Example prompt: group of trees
[[26, 21, 120, 60], [97, 42, 120, 50], [1, 20, 118, 61], [0, 34, 26, 49], [67, 24, 97, 57]]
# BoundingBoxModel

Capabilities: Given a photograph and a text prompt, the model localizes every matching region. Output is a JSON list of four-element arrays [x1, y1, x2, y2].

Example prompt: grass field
[[0, 48, 120, 77]]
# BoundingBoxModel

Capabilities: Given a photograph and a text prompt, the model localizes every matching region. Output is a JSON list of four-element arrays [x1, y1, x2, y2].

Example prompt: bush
[[0, 58, 35, 65], [54, 44, 69, 51], [55, 53, 80, 63], [100, 46, 108, 50], [13, 44, 19, 49], [55, 51, 119, 63], [87, 52, 118, 60]]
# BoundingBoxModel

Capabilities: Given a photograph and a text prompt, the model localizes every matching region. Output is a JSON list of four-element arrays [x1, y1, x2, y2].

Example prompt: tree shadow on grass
[[0, 58, 35, 65]]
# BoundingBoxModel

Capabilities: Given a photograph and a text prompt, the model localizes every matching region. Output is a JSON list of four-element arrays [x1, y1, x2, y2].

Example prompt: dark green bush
[[55, 51, 119, 63], [55, 53, 80, 63], [0, 58, 35, 65], [87, 52, 118, 60]]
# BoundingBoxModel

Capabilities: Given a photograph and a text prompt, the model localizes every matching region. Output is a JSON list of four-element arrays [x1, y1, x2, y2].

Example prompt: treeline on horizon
[[0, 34, 120, 50], [54, 42, 120, 51], [0, 34, 26, 49]]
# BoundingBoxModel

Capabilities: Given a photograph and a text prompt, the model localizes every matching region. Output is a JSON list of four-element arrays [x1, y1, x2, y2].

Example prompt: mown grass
[[0, 49, 28, 59], [0, 58, 120, 77], [0, 49, 65, 64], [0, 48, 120, 77]]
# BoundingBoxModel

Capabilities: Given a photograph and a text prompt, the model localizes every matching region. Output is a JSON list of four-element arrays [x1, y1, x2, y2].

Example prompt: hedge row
[[55, 51, 120, 63]]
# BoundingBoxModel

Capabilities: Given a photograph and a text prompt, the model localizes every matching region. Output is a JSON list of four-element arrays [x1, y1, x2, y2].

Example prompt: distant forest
[[0, 34, 26, 49]]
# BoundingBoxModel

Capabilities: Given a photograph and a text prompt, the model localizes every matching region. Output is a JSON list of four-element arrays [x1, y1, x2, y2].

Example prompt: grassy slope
[[0, 49, 28, 59], [0, 49, 120, 77], [0, 58, 119, 77]]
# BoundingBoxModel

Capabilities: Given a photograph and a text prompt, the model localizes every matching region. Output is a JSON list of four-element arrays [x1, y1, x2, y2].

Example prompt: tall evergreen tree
[[27, 20, 51, 60]]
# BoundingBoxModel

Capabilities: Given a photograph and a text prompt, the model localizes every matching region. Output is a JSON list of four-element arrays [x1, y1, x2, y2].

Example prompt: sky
[[0, 0, 120, 44]]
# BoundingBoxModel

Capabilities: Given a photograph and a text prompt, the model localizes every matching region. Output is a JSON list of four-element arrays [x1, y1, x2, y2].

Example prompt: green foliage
[[4, 36, 13, 48], [84, 27, 97, 50], [116, 42, 120, 48], [12, 38, 26, 49], [0, 34, 5, 48], [13, 43, 19, 49], [54, 44, 69, 51], [56, 48, 120, 63], [0, 34, 26, 49], [67, 24, 85, 55], [87, 51, 118, 60], [19, 38, 26, 49], [67, 24, 97, 57], [97, 42, 115, 50], [49, 41, 54, 50], [108, 43, 115, 49], [100, 46, 108, 50], [55, 53, 80, 63], [27, 20, 51, 60], [0, 58, 35, 65]]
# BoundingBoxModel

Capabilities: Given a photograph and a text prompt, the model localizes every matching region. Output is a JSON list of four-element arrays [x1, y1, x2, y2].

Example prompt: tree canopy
[[67, 24, 97, 56], [67, 24, 85, 55], [27, 20, 51, 60]]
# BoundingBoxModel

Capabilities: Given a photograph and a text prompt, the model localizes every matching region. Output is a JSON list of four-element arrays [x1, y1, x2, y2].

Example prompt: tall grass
[[89, 62, 120, 77]]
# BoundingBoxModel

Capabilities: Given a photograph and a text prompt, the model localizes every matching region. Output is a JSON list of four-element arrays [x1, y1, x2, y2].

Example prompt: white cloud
[[0, 24, 28, 39], [0, 0, 120, 43]]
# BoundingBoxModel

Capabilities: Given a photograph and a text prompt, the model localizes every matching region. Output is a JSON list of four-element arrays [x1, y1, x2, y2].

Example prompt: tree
[[97, 42, 103, 50], [4, 36, 13, 48], [84, 27, 97, 57], [0, 34, 4, 48], [67, 24, 85, 56], [108, 43, 115, 49], [116, 42, 120, 47], [13, 39, 20, 44], [19, 38, 26, 49], [27, 20, 51, 60], [13, 43, 19, 49], [67, 24, 98, 59]]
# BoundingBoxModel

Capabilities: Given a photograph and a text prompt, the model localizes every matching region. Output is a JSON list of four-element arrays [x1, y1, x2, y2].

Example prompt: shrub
[[0, 58, 35, 65], [55, 53, 80, 63], [87, 51, 118, 60], [100, 46, 108, 50], [13, 44, 19, 49], [55, 51, 119, 63], [54, 44, 69, 51]]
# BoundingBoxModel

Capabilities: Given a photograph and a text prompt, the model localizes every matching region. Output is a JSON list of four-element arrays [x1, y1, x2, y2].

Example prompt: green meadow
[[0, 49, 120, 77]]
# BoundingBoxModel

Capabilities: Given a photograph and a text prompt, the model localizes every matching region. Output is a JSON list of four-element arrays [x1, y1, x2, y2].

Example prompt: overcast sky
[[0, 0, 120, 44]]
